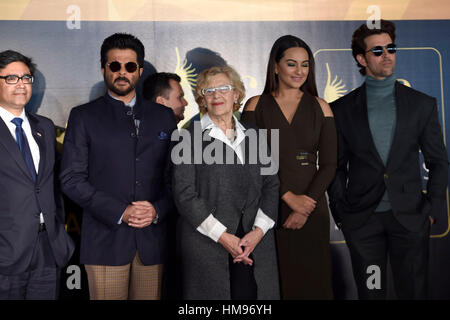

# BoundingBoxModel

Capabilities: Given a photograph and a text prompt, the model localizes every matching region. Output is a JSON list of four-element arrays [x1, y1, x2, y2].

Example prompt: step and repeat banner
[[1, 0, 449, 299]]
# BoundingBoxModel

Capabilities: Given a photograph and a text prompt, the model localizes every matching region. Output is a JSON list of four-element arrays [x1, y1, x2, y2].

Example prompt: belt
[[38, 222, 46, 232]]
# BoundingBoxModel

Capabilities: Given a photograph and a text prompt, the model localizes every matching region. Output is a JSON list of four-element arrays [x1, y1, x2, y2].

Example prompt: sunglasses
[[107, 61, 139, 73], [366, 43, 397, 57]]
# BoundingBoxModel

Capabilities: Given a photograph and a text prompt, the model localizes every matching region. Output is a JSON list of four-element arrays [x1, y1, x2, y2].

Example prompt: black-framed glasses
[[0, 74, 34, 84], [366, 43, 397, 57], [107, 61, 139, 73], [201, 85, 234, 96]]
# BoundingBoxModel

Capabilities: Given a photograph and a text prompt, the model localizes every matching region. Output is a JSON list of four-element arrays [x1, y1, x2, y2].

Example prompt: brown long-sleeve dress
[[241, 92, 337, 299]]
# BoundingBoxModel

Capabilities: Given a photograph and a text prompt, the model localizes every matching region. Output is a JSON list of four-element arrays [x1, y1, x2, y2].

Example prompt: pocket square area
[[158, 131, 168, 140]]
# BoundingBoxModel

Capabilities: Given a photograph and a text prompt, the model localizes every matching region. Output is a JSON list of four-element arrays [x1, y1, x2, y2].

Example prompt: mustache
[[114, 77, 130, 83]]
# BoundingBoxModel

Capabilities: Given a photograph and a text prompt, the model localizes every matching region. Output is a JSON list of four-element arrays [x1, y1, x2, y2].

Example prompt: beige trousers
[[85, 253, 163, 300]]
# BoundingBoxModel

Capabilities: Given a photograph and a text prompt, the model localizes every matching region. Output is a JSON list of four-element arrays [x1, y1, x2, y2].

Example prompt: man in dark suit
[[60, 33, 177, 300], [328, 20, 448, 299], [0, 50, 74, 299]]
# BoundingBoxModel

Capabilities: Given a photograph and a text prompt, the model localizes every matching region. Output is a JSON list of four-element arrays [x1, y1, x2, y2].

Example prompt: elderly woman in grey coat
[[172, 66, 280, 300]]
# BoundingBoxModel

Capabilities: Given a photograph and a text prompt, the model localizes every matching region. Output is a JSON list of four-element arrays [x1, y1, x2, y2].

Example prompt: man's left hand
[[127, 201, 157, 228]]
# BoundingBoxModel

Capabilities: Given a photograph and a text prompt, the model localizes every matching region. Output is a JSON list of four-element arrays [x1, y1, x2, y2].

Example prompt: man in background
[[143, 72, 187, 123]]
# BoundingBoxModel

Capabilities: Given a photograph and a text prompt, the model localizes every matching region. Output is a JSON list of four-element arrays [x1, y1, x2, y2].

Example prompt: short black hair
[[143, 72, 181, 102], [100, 33, 145, 68], [0, 50, 36, 75], [351, 19, 396, 75]]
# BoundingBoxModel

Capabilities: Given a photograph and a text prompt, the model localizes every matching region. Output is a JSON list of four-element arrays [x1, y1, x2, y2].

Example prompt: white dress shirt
[[196, 113, 275, 242], [0, 106, 43, 222]]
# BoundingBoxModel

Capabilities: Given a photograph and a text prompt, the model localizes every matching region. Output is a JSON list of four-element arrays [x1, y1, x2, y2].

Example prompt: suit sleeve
[[305, 117, 337, 202], [151, 123, 177, 223], [419, 101, 449, 211], [327, 104, 348, 225], [259, 167, 280, 227], [59, 108, 128, 228]]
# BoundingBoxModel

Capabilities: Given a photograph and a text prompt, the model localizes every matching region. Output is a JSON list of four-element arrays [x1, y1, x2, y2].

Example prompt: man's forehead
[[106, 48, 138, 60], [364, 33, 393, 47], [0, 61, 31, 74]]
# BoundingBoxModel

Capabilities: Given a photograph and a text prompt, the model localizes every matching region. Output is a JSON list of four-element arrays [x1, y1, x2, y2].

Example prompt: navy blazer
[[60, 94, 177, 265], [328, 82, 448, 232], [0, 112, 74, 275]]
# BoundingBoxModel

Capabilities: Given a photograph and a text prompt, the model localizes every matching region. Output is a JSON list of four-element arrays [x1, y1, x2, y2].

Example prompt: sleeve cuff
[[197, 214, 227, 242], [253, 208, 275, 235]]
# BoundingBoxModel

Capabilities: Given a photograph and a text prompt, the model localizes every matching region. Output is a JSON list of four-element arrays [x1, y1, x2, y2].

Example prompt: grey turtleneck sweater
[[365, 74, 397, 212]]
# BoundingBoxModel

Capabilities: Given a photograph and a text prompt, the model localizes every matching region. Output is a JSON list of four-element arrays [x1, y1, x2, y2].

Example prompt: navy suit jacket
[[0, 112, 74, 275], [328, 82, 448, 232], [60, 93, 177, 265]]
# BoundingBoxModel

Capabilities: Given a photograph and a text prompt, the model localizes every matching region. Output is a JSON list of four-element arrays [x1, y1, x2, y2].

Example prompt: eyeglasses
[[107, 61, 139, 73], [0, 74, 34, 84], [366, 43, 397, 56], [201, 85, 234, 96]]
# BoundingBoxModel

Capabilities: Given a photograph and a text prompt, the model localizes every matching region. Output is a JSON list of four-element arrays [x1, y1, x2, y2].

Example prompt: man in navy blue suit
[[60, 33, 177, 300], [0, 50, 74, 299]]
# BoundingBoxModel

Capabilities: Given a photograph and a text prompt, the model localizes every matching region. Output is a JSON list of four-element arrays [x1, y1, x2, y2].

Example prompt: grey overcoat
[[172, 122, 280, 299]]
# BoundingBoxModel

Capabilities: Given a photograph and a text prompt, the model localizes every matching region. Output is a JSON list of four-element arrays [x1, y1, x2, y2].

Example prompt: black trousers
[[0, 228, 60, 300], [229, 219, 257, 300], [343, 210, 430, 300]]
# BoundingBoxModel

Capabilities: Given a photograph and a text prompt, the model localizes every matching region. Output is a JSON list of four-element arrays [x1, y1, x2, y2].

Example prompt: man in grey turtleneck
[[328, 20, 448, 299]]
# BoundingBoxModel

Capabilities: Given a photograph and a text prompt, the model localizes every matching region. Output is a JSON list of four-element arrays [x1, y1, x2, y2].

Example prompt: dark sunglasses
[[366, 43, 397, 56], [107, 61, 139, 73]]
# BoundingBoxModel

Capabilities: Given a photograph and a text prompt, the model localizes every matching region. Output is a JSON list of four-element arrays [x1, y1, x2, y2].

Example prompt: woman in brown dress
[[241, 35, 337, 299]]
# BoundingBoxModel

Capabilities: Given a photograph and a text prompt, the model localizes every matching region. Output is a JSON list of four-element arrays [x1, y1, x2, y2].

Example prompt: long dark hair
[[263, 35, 318, 97]]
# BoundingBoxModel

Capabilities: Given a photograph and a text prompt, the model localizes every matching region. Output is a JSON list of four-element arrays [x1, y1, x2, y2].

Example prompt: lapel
[[0, 114, 37, 182], [353, 84, 385, 167], [27, 112, 46, 183], [385, 81, 408, 169]]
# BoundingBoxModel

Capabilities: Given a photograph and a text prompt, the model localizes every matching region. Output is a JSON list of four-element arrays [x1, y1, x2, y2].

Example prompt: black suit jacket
[[0, 112, 74, 275], [60, 94, 177, 266], [328, 81, 448, 232]]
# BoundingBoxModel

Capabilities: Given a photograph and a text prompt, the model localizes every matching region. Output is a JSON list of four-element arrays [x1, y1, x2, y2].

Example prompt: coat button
[[383, 173, 388, 179], [35, 187, 40, 193], [127, 111, 133, 116], [131, 132, 136, 138]]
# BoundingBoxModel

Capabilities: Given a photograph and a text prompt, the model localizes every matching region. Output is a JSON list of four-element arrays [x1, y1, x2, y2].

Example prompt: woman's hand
[[233, 228, 264, 265], [218, 232, 253, 265], [282, 192, 316, 216], [283, 211, 308, 230]]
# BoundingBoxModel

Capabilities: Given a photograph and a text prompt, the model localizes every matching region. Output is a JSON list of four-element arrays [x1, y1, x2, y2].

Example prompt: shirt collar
[[200, 113, 246, 147], [200, 113, 246, 132], [0, 105, 26, 124], [107, 91, 137, 107]]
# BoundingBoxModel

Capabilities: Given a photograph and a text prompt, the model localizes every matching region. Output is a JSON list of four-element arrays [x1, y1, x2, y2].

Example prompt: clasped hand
[[218, 228, 264, 266], [282, 193, 316, 230], [122, 201, 156, 228]]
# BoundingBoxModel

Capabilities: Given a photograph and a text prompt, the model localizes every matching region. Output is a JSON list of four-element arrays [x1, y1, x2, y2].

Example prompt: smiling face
[[203, 73, 238, 120], [102, 48, 142, 101], [275, 47, 310, 90], [357, 33, 396, 80], [0, 61, 32, 116]]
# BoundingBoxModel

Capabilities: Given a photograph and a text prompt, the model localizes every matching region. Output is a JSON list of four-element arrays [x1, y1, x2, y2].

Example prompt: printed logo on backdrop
[[314, 47, 448, 243]]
